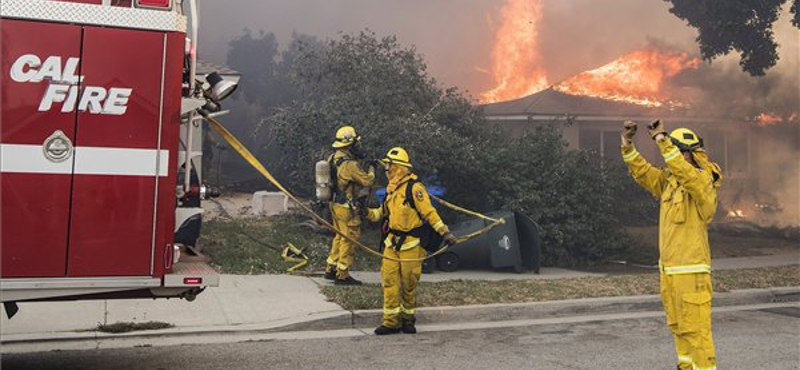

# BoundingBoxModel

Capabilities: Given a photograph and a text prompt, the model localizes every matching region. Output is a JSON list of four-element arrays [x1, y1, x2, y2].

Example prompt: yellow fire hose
[[206, 115, 504, 263], [281, 242, 309, 272]]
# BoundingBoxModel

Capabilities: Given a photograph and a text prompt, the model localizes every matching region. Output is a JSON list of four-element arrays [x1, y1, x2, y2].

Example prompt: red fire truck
[[1, 0, 228, 318]]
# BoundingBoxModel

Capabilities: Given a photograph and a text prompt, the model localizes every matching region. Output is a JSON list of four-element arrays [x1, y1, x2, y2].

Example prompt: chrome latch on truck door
[[42, 130, 73, 163]]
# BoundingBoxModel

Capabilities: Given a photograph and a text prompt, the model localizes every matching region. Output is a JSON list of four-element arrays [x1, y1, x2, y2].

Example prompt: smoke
[[731, 123, 800, 227], [197, 0, 498, 97], [197, 0, 796, 101], [196, 0, 799, 225], [539, 0, 697, 85], [197, 0, 701, 96]]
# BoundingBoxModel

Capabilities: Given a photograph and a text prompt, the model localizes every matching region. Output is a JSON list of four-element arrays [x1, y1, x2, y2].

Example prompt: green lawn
[[321, 265, 800, 310], [201, 213, 383, 274]]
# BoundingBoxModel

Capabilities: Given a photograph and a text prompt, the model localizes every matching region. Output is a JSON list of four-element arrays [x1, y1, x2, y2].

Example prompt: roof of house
[[481, 87, 695, 119]]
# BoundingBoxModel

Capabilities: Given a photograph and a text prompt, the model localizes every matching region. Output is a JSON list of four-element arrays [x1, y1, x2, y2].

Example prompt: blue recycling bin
[[375, 184, 445, 204]]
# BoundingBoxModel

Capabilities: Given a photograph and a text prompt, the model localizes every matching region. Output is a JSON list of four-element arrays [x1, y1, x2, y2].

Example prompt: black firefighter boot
[[323, 266, 337, 281], [374, 325, 402, 335], [401, 319, 417, 334], [334, 276, 362, 286]]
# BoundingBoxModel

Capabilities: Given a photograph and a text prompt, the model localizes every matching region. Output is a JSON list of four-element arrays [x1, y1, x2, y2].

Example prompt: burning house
[[475, 0, 799, 228], [479, 50, 799, 227], [482, 84, 799, 227]]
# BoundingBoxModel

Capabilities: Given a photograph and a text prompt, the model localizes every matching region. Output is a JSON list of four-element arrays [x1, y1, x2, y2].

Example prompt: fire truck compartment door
[[66, 27, 169, 277], [1, 20, 82, 277]]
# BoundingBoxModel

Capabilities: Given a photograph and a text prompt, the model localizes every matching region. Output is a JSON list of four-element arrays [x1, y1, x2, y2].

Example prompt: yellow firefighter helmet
[[332, 126, 360, 148], [382, 147, 412, 168], [669, 128, 704, 152]]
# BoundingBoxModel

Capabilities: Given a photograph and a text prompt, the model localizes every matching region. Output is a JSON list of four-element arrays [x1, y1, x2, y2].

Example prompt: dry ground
[[626, 225, 799, 259]]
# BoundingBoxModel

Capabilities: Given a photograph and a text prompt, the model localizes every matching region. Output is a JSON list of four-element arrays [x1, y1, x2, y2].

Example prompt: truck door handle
[[43, 130, 73, 163]]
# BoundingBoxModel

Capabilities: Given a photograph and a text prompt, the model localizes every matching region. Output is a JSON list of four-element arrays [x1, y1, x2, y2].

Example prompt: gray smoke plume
[[197, 0, 799, 225]]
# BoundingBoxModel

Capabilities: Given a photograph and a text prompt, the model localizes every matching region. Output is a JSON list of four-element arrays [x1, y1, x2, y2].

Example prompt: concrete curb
[[3, 286, 797, 345], [276, 286, 800, 332], [0, 310, 352, 345]]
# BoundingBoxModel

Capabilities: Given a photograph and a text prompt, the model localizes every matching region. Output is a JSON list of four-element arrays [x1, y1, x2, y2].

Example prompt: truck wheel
[[436, 252, 460, 272], [422, 258, 436, 274]]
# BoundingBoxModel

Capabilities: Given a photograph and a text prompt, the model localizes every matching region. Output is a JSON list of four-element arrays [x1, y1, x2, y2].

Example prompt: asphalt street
[[2, 304, 798, 370]]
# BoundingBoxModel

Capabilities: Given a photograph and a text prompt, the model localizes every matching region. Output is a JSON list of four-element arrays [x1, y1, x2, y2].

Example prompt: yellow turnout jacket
[[330, 150, 375, 202], [622, 138, 717, 274], [368, 174, 449, 250]]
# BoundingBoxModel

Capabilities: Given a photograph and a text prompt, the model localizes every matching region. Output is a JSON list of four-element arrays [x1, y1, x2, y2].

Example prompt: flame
[[754, 112, 798, 126], [553, 49, 700, 107], [727, 209, 746, 218], [755, 112, 784, 126], [479, 1, 701, 107], [479, 0, 548, 104]]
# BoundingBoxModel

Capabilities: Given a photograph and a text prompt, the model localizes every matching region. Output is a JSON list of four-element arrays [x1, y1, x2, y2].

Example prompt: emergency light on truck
[[135, 0, 173, 10], [183, 278, 203, 285]]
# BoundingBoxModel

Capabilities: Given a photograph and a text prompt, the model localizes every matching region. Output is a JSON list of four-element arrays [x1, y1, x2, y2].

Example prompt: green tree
[[226, 29, 281, 105], [269, 30, 488, 196], [664, 0, 800, 76], [217, 32, 324, 187], [475, 125, 646, 266]]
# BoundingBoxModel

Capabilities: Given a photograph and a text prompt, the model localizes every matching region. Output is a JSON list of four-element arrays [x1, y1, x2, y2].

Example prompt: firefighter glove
[[621, 120, 637, 147], [355, 204, 369, 219], [370, 159, 386, 171], [443, 232, 458, 246], [647, 119, 667, 140]]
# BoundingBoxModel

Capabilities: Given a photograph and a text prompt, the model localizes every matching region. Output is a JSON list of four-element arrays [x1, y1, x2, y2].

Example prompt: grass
[[321, 265, 800, 310], [96, 321, 174, 333], [201, 213, 383, 274]]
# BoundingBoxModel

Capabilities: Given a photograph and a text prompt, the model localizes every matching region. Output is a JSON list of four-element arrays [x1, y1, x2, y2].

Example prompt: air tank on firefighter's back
[[315, 160, 332, 201]]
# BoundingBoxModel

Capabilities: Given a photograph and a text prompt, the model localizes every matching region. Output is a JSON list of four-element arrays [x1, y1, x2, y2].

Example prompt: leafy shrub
[[236, 30, 651, 267]]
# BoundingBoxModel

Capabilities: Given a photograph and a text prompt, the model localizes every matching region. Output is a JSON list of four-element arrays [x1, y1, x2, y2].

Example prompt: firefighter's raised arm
[[621, 120, 667, 198], [340, 160, 375, 188]]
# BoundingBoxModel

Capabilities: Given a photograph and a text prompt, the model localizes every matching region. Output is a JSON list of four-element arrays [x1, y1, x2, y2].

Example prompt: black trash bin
[[444, 211, 541, 273]]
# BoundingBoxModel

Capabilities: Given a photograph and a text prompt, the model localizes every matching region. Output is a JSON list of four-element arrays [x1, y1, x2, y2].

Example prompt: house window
[[578, 127, 622, 163], [602, 131, 619, 160], [727, 130, 749, 175], [698, 128, 749, 177], [703, 130, 725, 163], [578, 128, 601, 154]]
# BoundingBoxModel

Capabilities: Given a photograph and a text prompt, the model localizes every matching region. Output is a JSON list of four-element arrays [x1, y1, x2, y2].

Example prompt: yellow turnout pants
[[661, 272, 717, 370], [328, 203, 361, 279], [381, 245, 426, 328]]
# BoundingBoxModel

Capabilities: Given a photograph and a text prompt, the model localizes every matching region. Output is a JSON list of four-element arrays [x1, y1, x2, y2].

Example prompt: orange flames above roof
[[479, 0, 702, 107], [553, 49, 700, 107], [479, 0, 548, 104]]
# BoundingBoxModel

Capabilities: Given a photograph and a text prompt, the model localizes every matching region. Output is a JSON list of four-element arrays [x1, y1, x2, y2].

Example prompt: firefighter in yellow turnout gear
[[621, 120, 722, 370], [326, 126, 376, 285], [366, 147, 457, 335]]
